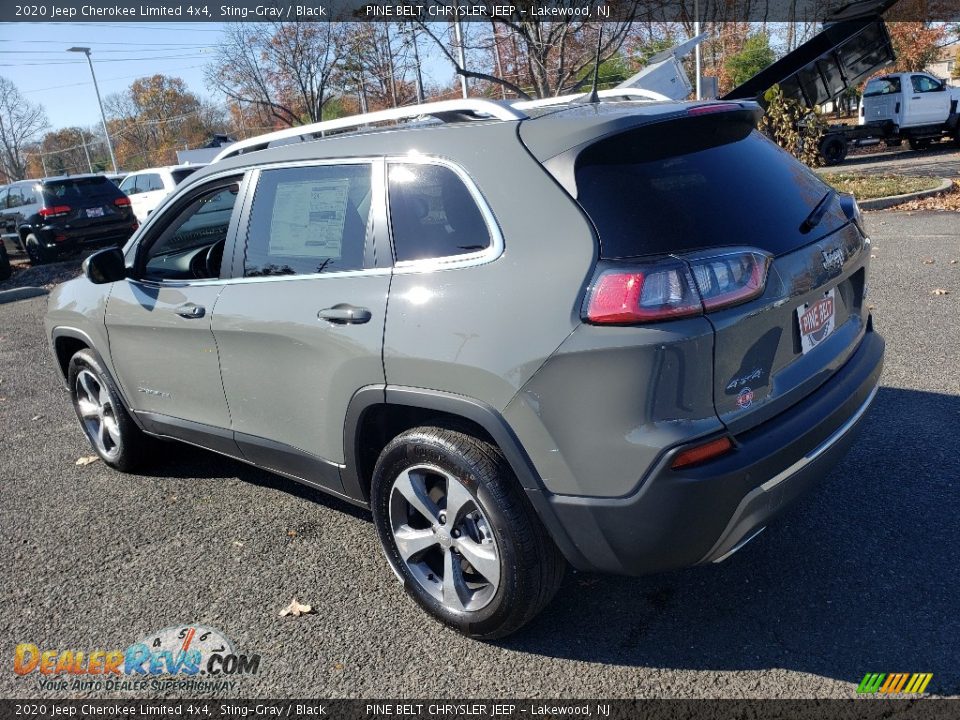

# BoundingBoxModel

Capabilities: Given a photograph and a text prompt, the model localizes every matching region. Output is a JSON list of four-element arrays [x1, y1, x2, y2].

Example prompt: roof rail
[[211, 98, 528, 163], [512, 87, 670, 110]]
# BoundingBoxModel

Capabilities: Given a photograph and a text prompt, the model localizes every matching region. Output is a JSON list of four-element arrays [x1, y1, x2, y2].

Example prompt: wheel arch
[[342, 386, 545, 502], [342, 385, 589, 569]]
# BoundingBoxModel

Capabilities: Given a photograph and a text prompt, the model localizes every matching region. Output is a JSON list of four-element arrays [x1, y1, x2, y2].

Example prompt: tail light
[[687, 249, 770, 311], [39, 205, 71, 219], [114, 197, 131, 207], [583, 249, 771, 325], [687, 103, 743, 116], [584, 260, 701, 324]]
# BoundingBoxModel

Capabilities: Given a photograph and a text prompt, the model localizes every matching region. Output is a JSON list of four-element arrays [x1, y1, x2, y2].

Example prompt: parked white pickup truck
[[860, 72, 960, 150]]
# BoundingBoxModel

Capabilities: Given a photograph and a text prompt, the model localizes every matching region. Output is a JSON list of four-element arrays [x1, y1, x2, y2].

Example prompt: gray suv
[[45, 96, 884, 638]]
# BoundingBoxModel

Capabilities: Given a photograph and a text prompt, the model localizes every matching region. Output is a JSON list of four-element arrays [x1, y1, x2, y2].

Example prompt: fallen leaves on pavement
[[932, 288, 950, 296], [279, 597, 313, 617], [887, 180, 960, 211], [75, 455, 100, 466]]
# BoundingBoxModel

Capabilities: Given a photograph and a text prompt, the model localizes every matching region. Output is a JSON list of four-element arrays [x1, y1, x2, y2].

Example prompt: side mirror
[[83, 247, 127, 284]]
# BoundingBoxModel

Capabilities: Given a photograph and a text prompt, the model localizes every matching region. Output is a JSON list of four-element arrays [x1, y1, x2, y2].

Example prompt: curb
[[860, 178, 954, 211], [0, 286, 49, 305]]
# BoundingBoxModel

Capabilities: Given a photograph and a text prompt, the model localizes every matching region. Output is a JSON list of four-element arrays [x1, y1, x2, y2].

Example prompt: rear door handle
[[318, 304, 372, 325], [175, 303, 205, 319]]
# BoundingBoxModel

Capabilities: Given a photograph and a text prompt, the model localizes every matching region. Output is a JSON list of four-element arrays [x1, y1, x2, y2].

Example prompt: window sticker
[[268, 178, 351, 259]]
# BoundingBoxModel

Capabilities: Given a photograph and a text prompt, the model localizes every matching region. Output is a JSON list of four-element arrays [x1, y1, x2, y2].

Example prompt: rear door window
[[574, 117, 847, 259], [243, 164, 372, 277], [119, 175, 139, 195], [863, 77, 901, 96], [387, 162, 491, 263]]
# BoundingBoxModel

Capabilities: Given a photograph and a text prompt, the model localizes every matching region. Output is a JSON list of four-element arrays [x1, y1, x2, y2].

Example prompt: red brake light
[[671, 436, 734, 469], [687, 103, 743, 116], [585, 262, 702, 324], [114, 197, 131, 207], [39, 205, 71, 218]]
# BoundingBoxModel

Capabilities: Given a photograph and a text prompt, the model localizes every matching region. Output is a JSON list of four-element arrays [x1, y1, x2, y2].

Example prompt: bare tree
[[415, 9, 643, 99], [206, 22, 344, 127], [0, 76, 49, 181]]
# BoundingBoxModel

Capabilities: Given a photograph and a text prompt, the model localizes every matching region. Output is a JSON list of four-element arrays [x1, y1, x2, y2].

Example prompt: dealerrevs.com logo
[[14, 625, 261, 693]]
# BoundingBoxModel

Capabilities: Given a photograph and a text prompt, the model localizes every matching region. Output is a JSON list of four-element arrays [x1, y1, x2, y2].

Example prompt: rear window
[[171, 168, 199, 185], [863, 77, 901, 96], [42, 176, 122, 204], [574, 117, 847, 259]]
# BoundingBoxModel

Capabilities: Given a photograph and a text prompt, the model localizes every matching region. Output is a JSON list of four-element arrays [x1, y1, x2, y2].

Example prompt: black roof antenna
[[583, 25, 604, 104]]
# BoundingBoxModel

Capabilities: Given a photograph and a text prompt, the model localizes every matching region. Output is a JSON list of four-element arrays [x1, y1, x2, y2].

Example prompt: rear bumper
[[36, 223, 135, 255], [526, 326, 884, 576]]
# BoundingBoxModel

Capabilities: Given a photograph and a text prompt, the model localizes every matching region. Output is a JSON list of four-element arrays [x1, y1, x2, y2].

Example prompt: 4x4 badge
[[821, 247, 844, 273]]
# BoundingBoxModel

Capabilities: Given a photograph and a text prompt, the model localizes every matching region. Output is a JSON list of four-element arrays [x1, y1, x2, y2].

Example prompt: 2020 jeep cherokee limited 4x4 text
[[46, 96, 884, 638]]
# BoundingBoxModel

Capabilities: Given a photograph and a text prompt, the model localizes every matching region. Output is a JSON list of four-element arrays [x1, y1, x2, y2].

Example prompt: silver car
[[46, 96, 883, 638]]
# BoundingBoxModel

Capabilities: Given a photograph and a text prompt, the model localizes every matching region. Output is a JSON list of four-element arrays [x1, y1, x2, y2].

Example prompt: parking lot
[[0, 211, 957, 699]]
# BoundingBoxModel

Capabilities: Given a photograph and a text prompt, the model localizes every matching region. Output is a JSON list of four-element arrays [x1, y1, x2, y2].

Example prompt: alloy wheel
[[388, 464, 501, 612], [74, 369, 122, 461]]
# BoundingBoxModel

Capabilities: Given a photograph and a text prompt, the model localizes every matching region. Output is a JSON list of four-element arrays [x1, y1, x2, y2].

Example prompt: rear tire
[[819, 135, 848, 165], [371, 426, 565, 639], [68, 349, 152, 472], [23, 233, 51, 266]]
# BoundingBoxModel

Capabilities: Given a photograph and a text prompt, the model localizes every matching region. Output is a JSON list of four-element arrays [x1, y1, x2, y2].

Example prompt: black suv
[[0, 175, 137, 265]]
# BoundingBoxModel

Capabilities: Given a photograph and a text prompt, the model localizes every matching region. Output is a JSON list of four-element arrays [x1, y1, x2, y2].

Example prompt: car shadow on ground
[[143, 442, 372, 522], [506, 386, 959, 695], [132, 386, 958, 694]]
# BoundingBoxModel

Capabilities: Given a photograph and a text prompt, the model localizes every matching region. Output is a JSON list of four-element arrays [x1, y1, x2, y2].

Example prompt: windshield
[[42, 176, 123, 204]]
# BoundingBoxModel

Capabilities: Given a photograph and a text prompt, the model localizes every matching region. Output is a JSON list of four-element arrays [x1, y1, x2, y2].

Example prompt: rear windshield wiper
[[800, 190, 835, 234]]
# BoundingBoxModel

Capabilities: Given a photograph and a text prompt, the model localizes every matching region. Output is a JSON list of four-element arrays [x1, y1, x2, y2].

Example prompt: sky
[[0, 22, 452, 132]]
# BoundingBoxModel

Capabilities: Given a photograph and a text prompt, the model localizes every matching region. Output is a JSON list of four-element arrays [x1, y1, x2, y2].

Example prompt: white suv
[[118, 165, 205, 222]]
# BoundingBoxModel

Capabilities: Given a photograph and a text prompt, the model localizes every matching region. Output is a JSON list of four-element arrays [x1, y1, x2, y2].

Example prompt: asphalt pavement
[[0, 211, 957, 699]]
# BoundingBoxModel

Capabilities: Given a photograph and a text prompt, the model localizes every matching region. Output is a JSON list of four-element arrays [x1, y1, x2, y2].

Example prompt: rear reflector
[[39, 205, 71, 218], [114, 197, 131, 207], [671, 436, 734, 469]]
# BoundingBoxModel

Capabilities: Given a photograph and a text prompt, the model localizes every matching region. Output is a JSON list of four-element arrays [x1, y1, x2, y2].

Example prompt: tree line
[[0, 18, 955, 182]]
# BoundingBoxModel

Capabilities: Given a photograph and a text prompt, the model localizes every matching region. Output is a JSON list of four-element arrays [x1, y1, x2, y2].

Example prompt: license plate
[[797, 288, 836, 354], [85, 207, 105, 218]]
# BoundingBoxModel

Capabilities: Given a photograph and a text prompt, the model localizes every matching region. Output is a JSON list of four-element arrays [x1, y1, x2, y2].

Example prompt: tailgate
[[710, 222, 869, 434]]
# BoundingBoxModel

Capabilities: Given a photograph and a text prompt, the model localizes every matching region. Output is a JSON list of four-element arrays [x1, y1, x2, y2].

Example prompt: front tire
[[68, 349, 151, 472], [371, 426, 565, 639]]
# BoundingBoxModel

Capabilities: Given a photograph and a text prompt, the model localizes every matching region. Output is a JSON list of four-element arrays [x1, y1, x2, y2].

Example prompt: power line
[[21, 64, 207, 94], [0, 53, 211, 67], [7, 39, 222, 46], [0, 47, 213, 54]]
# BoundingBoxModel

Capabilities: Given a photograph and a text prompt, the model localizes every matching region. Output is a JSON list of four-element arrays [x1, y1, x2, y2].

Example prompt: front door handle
[[318, 304, 372, 325], [175, 303, 205, 319]]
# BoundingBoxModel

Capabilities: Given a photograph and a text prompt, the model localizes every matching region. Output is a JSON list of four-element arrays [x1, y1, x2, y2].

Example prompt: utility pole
[[453, 16, 468, 98], [82, 137, 92, 173], [694, 0, 702, 100], [67, 47, 118, 173], [491, 22, 507, 100], [408, 22, 425, 104]]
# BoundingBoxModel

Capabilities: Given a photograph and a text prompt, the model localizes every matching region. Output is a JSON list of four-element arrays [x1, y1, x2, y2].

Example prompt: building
[[926, 43, 960, 86]]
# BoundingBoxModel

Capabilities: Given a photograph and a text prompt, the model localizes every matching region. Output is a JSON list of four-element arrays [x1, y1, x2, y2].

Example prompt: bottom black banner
[[2, 700, 959, 720]]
